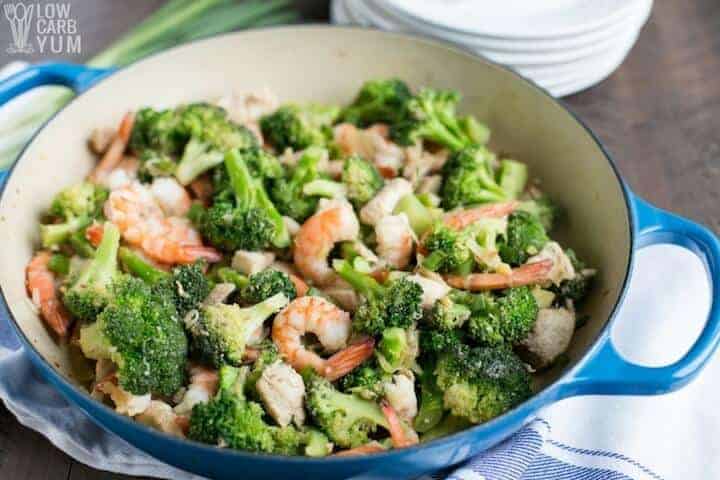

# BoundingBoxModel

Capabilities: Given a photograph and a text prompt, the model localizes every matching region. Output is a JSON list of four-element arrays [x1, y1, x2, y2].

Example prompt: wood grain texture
[[0, 0, 717, 479]]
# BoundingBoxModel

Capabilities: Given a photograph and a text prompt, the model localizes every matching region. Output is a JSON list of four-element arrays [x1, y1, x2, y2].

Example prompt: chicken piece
[[95, 379, 151, 417], [232, 250, 276, 276], [88, 127, 115, 155], [521, 307, 576, 368], [325, 159, 345, 179], [136, 400, 185, 437], [202, 283, 236, 307], [216, 88, 279, 142], [359, 178, 413, 226], [405, 274, 450, 308], [256, 362, 306, 427], [324, 286, 360, 312], [402, 143, 448, 186], [174, 365, 219, 415], [528, 242, 576, 286], [417, 175, 443, 196], [383, 370, 418, 421]]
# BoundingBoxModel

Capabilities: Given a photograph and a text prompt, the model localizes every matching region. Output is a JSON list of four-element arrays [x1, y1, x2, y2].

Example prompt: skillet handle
[[0, 62, 113, 185], [0, 62, 112, 106], [559, 191, 720, 397]]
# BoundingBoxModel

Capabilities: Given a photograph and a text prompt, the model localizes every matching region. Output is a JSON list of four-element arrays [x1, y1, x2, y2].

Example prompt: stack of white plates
[[331, 0, 653, 97]]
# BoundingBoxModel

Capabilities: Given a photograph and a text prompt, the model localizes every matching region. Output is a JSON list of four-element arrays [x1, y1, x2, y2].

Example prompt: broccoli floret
[[430, 295, 471, 331], [393, 193, 437, 236], [191, 149, 290, 251], [421, 223, 474, 274], [376, 327, 418, 373], [47, 253, 70, 276], [339, 361, 386, 400], [245, 340, 280, 395], [131, 103, 257, 184], [551, 249, 594, 303], [215, 267, 249, 291], [269, 147, 328, 222], [62, 223, 121, 321], [305, 372, 389, 449], [175, 108, 258, 185], [334, 260, 423, 336], [118, 247, 210, 317], [498, 211, 549, 266], [342, 155, 384, 207], [79, 275, 187, 396], [340, 79, 412, 127], [187, 293, 289, 367], [414, 364, 445, 433], [517, 195, 561, 232], [497, 159, 528, 200], [435, 345, 531, 424], [390, 88, 473, 151], [466, 287, 538, 346], [440, 145, 507, 210], [189, 365, 325, 456], [260, 104, 339, 152], [40, 182, 108, 248], [240, 269, 297, 305], [420, 415, 472, 443], [457, 115, 490, 145], [241, 146, 284, 181], [156, 262, 211, 317], [419, 328, 467, 356]]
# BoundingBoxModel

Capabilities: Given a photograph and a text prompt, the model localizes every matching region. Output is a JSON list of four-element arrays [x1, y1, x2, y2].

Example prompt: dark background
[[0, 1, 719, 478]]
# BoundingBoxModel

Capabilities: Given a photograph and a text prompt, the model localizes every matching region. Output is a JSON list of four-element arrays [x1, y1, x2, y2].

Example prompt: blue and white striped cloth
[[3, 243, 712, 479]]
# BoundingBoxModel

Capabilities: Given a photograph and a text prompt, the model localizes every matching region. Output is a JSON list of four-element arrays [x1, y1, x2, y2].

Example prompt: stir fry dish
[[26, 79, 596, 456]]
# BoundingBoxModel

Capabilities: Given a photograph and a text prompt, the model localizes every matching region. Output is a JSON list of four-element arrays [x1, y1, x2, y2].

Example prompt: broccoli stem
[[81, 223, 121, 285], [497, 159, 528, 199], [119, 247, 170, 283], [216, 267, 249, 290], [393, 194, 435, 236], [414, 371, 444, 433], [422, 251, 446, 272], [175, 139, 224, 185], [302, 179, 347, 198], [40, 216, 92, 248], [69, 230, 96, 258], [332, 259, 383, 298], [225, 150, 290, 248], [458, 116, 490, 145]]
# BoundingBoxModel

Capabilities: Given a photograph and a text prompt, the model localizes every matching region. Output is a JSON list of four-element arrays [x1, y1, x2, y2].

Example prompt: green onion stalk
[[0, 0, 297, 169]]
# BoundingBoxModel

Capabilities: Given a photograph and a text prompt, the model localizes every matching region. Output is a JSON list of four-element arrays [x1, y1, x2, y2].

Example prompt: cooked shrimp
[[95, 374, 151, 416], [444, 259, 554, 291], [150, 177, 192, 217], [88, 112, 135, 184], [174, 366, 219, 415], [381, 401, 419, 448], [443, 201, 519, 231], [104, 156, 139, 191], [137, 400, 185, 437], [334, 123, 404, 178], [26, 251, 72, 337], [104, 182, 221, 265], [375, 214, 414, 269], [294, 199, 359, 287], [272, 296, 374, 380], [359, 178, 413, 227], [332, 441, 387, 457]]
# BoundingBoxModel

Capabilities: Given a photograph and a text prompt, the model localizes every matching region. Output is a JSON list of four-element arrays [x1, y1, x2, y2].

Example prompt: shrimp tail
[[89, 112, 135, 184], [381, 401, 418, 448], [445, 259, 554, 291], [324, 338, 375, 381], [332, 441, 387, 457], [179, 245, 223, 264], [444, 200, 520, 230]]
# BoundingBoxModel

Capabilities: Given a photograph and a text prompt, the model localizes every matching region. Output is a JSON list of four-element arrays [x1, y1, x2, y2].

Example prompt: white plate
[[351, 0, 649, 66], [381, 0, 645, 39], [363, 0, 652, 53]]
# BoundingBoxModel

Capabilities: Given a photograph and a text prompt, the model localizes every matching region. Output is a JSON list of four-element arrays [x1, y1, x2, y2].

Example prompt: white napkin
[[1, 244, 711, 479]]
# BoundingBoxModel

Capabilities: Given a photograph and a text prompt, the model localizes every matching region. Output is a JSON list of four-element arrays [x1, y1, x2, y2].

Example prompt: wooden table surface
[[0, 1, 718, 478]]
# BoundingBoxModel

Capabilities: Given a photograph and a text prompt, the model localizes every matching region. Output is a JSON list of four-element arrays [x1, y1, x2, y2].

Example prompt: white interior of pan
[[0, 26, 631, 392]]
